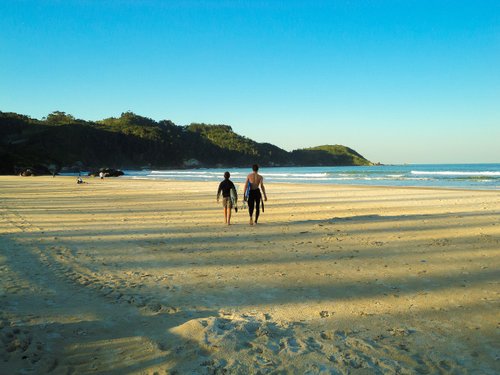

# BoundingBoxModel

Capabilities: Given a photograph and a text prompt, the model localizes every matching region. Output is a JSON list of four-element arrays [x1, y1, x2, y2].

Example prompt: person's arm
[[243, 177, 250, 200], [260, 177, 267, 201], [217, 182, 222, 201]]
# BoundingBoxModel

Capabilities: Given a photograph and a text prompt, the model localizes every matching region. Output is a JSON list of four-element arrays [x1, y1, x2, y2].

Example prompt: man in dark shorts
[[217, 171, 237, 225]]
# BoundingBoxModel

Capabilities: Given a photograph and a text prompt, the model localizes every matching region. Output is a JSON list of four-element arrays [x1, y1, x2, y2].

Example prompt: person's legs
[[254, 195, 261, 223], [227, 202, 232, 225], [248, 194, 255, 225], [223, 197, 231, 224]]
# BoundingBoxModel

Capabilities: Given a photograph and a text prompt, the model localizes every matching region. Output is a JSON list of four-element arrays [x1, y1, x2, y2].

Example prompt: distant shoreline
[[10, 173, 499, 193], [75, 164, 499, 191]]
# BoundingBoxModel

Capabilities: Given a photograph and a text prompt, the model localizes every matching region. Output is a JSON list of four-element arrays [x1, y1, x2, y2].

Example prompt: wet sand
[[0, 176, 499, 374]]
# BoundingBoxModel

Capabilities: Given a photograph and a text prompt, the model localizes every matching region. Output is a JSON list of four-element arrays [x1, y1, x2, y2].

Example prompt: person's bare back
[[247, 172, 263, 190]]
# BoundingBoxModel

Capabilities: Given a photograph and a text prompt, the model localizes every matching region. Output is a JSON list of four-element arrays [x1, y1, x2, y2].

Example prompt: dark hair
[[224, 171, 230, 179], [252, 164, 259, 172]]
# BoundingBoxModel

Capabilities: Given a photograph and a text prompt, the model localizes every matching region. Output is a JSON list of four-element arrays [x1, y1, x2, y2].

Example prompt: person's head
[[252, 164, 259, 172], [224, 171, 230, 179]]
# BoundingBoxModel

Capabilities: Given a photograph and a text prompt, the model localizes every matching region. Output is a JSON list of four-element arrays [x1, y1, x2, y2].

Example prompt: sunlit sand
[[1, 176, 498, 374]]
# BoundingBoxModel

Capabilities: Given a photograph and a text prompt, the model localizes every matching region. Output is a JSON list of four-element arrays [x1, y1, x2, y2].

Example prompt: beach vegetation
[[0, 110, 372, 175]]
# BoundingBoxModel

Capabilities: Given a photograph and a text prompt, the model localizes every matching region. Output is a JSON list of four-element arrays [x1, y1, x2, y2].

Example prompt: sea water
[[123, 164, 500, 190]]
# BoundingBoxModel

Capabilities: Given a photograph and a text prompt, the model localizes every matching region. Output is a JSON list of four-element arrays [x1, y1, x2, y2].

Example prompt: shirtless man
[[244, 164, 267, 225]]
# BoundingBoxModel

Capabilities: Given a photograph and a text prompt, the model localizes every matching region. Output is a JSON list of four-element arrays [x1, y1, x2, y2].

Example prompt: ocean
[[120, 164, 500, 191]]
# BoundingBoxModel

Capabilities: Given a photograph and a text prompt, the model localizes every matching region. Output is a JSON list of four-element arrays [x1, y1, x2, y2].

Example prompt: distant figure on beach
[[217, 171, 237, 225], [77, 177, 84, 184], [244, 164, 267, 225]]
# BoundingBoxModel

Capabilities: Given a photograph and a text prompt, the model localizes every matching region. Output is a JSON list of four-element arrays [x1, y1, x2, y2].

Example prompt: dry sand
[[0, 176, 498, 374]]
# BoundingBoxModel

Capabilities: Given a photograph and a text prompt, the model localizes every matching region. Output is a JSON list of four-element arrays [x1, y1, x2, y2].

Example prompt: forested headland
[[0, 111, 372, 175]]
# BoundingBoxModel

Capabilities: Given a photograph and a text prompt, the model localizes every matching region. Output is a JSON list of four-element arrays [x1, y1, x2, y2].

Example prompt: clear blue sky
[[1, 0, 499, 164]]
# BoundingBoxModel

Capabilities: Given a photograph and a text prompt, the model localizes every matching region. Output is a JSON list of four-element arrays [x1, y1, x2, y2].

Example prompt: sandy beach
[[0, 176, 498, 374]]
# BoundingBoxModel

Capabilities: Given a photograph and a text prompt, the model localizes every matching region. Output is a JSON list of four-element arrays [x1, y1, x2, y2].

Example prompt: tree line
[[0, 111, 372, 175]]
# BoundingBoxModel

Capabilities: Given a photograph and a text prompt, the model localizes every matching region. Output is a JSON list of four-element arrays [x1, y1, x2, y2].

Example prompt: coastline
[[120, 163, 500, 191], [1, 176, 499, 373]]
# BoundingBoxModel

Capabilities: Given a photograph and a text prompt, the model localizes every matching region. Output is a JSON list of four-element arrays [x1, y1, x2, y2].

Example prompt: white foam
[[411, 170, 500, 177], [263, 173, 329, 178], [268, 176, 334, 181], [123, 166, 499, 190]]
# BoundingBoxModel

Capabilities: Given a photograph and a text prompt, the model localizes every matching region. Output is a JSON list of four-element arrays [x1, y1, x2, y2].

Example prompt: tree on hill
[[98, 111, 158, 128], [44, 111, 78, 125]]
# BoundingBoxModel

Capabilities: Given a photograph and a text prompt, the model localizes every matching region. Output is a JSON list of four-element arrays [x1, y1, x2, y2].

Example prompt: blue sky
[[1, 0, 499, 164]]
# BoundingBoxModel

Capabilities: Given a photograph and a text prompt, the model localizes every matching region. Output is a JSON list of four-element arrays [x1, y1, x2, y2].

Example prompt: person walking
[[217, 171, 237, 225], [244, 164, 267, 225]]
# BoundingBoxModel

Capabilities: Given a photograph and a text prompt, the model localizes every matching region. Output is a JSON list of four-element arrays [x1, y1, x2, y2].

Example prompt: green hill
[[186, 123, 291, 166], [0, 110, 372, 175], [291, 145, 372, 166]]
